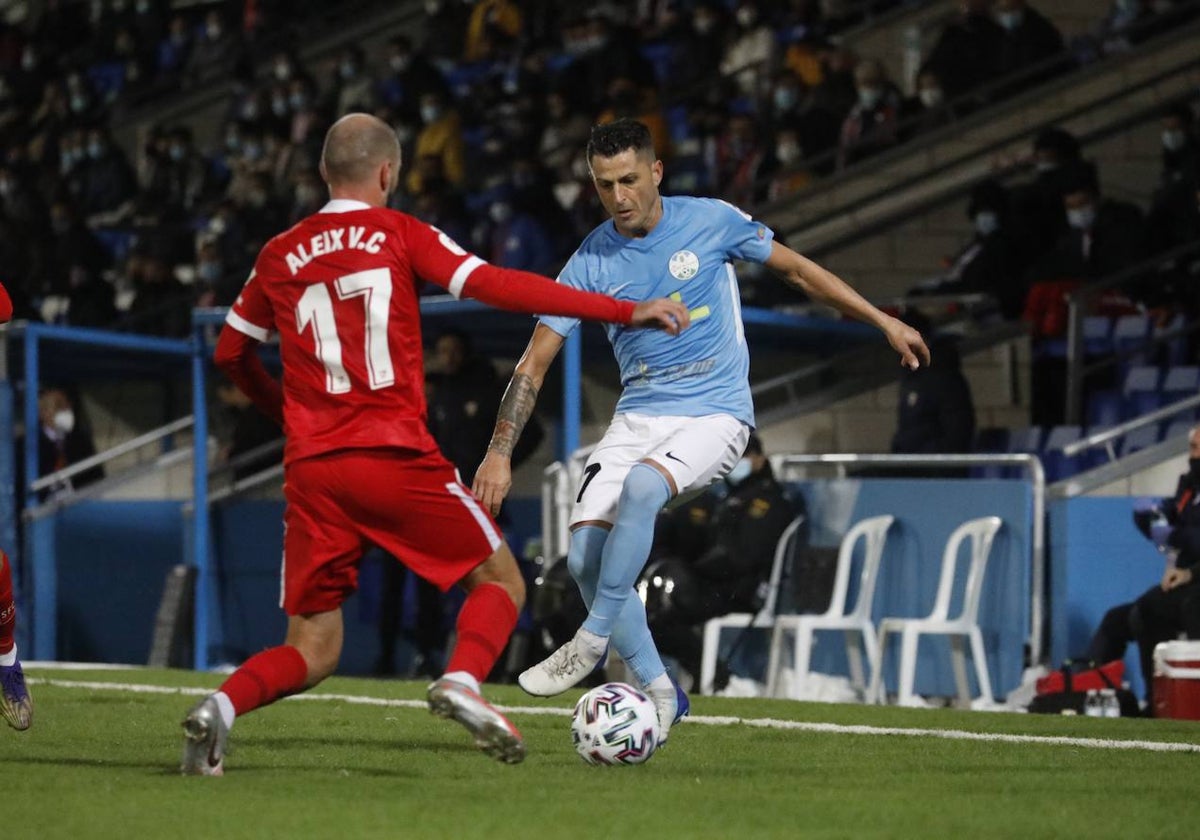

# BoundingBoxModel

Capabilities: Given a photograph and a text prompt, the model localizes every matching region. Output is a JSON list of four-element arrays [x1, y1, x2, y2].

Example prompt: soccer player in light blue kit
[[473, 120, 928, 745]]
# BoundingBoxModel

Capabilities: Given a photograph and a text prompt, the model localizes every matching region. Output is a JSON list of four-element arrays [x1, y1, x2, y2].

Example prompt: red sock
[[445, 583, 518, 683], [218, 645, 308, 716], [0, 551, 14, 656]]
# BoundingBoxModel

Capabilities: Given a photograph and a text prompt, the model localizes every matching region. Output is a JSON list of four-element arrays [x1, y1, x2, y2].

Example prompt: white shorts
[[570, 413, 751, 527]]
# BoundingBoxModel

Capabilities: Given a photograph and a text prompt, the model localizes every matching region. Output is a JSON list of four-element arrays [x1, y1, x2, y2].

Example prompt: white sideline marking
[[29, 677, 1200, 755]]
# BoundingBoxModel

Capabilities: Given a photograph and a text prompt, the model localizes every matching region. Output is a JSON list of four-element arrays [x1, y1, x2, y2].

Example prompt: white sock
[[644, 673, 672, 696], [440, 671, 480, 694], [576, 627, 608, 659], [0, 644, 16, 667], [212, 691, 236, 730]]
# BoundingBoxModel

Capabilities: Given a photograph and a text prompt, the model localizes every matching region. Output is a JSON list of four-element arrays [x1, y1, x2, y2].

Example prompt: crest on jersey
[[668, 250, 699, 281]]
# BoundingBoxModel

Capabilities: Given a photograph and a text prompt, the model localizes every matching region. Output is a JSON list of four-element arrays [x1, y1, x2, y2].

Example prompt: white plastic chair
[[764, 514, 894, 699], [869, 516, 1003, 708], [698, 516, 806, 695]]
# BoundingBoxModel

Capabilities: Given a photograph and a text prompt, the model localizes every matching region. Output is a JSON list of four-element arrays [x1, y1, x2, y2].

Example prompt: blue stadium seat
[[1083, 315, 1113, 356], [970, 427, 1009, 478], [1007, 426, 1043, 453], [1162, 366, 1200, 405], [1119, 423, 1160, 458], [1086, 389, 1122, 428], [1113, 314, 1152, 371], [1122, 365, 1162, 419], [1082, 425, 1118, 470], [1041, 425, 1083, 481]]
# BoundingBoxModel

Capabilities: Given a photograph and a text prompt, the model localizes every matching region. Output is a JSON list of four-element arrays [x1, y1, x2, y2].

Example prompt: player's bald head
[[320, 113, 401, 187]]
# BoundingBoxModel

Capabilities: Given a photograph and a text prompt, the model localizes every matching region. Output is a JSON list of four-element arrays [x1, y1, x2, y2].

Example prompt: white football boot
[[180, 695, 229, 776], [517, 629, 605, 697], [427, 678, 525, 764], [644, 677, 690, 748]]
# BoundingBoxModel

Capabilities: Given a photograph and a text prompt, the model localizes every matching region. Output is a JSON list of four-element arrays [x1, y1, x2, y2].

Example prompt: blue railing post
[[191, 321, 212, 670], [561, 327, 581, 461]]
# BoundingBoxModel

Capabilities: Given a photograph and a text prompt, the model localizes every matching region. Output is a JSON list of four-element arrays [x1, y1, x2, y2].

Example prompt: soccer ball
[[570, 682, 660, 766]]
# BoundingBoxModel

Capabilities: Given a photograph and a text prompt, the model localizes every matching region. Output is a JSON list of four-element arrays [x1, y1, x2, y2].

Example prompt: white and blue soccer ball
[[571, 682, 660, 766]]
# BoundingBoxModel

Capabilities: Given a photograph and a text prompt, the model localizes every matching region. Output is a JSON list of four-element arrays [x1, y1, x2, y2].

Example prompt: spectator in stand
[[539, 91, 591, 178], [77, 126, 137, 223], [764, 126, 811, 201], [923, 0, 1003, 103], [596, 76, 671, 163], [214, 377, 283, 482], [713, 111, 767, 206], [124, 248, 190, 336], [1147, 104, 1199, 256], [39, 200, 112, 297], [483, 183, 556, 273], [1158, 103, 1200, 191], [719, 1, 777, 99], [463, 0, 523, 63], [992, 0, 1066, 99], [1050, 163, 1146, 286], [556, 14, 655, 116], [838, 58, 902, 168], [1076, 0, 1170, 64], [422, 0, 471, 70], [1011, 126, 1084, 260], [65, 265, 117, 328], [914, 180, 1030, 319], [333, 45, 374, 115], [35, 386, 104, 498], [903, 69, 957, 138], [670, 2, 729, 91], [406, 91, 465, 195], [184, 8, 241, 89], [378, 36, 449, 125], [890, 308, 976, 462]]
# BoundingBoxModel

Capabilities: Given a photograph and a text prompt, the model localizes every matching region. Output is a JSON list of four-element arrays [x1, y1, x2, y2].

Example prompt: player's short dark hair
[[587, 118, 654, 162]]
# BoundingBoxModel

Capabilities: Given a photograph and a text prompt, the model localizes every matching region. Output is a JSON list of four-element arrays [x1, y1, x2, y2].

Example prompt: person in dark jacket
[[644, 434, 802, 684], [1087, 426, 1200, 709], [922, 0, 1003, 103], [890, 308, 976, 459], [35, 386, 103, 498], [992, 0, 1067, 99]]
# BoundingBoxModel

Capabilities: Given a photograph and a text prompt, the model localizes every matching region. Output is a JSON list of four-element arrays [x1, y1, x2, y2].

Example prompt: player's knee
[[619, 463, 671, 511]]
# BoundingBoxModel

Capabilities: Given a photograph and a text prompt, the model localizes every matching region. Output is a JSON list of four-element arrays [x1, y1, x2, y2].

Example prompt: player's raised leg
[[428, 542, 526, 764], [520, 462, 673, 696], [0, 550, 31, 731], [181, 609, 337, 775]]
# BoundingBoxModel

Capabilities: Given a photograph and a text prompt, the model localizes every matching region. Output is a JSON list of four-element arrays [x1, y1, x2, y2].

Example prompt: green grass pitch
[[5, 666, 1200, 839]]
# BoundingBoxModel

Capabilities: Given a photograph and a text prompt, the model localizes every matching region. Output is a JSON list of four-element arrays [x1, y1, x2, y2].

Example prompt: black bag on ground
[[1028, 660, 1140, 717]]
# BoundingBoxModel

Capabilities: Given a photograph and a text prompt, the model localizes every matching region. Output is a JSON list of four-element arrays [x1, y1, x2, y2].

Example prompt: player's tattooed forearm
[[488, 373, 539, 457]]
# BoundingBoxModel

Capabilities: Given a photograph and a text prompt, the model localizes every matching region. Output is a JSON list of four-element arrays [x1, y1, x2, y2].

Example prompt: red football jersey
[[225, 200, 483, 464]]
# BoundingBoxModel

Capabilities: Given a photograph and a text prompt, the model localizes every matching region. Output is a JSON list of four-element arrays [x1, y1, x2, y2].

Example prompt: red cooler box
[[1153, 641, 1200, 720]]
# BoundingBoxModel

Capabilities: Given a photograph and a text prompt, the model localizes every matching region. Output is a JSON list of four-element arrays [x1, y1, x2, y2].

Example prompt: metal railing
[[1060, 394, 1200, 462]]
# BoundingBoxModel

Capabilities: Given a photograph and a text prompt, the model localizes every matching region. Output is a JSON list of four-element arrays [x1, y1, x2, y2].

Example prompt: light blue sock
[[567, 525, 668, 686], [584, 463, 671, 638]]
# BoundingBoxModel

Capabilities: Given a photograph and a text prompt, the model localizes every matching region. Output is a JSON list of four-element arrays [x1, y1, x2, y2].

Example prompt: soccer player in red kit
[[0, 280, 28, 731], [179, 113, 689, 774]]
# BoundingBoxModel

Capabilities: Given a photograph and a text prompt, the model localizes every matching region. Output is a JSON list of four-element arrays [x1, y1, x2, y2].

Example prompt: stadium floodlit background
[[1, 0, 1199, 835]]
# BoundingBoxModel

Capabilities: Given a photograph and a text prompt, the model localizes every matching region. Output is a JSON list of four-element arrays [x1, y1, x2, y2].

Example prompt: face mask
[[858, 87, 882, 109], [207, 23, 222, 40], [425, 0, 442, 13], [1163, 129, 1187, 152], [53, 409, 75, 435], [288, 92, 307, 110], [137, 0, 150, 13], [390, 54, 410, 73], [736, 8, 757, 28], [225, 133, 241, 152], [87, 142, 104, 159], [0, 179, 12, 197], [242, 143, 262, 162], [273, 62, 291, 82], [694, 16, 714, 34], [20, 50, 34, 71], [775, 142, 800, 165], [70, 94, 88, 113], [726, 458, 753, 485], [339, 61, 356, 80], [420, 104, 441, 124], [1034, 159, 1058, 173], [995, 10, 1023, 30], [972, 210, 999, 236], [489, 202, 512, 224], [1116, 0, 1139, 12], [271, 97, 288, 116], [773, 87, 798, 112], [197, 262, 222, 283], [919, 87, 944, 109], [1066, 205, 1096, 230]]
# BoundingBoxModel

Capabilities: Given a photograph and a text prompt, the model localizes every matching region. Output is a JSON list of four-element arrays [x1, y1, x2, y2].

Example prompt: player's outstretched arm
[[473, 324, 564, 516], [764, 241, 930, 370]]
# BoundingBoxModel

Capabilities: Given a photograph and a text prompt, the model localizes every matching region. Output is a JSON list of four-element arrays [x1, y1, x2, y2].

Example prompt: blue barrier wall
[[55, 501, 184, 663], [1048, 497, 1164, 700], [785, 478, 1032, 700]]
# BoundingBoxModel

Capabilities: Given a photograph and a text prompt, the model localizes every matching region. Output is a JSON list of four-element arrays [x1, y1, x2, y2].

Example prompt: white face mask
[[775, 142, 801, 165], [858, 87, 883, 109], [726, 458, 753, 485], [1067, 205, 1096, 230], [974, 210, 999, 236], [420, 104, 441, 124], [995, 9, 1023, 30], [736, 8, 757, 28], [53, 409, 75, 435], [488, 202, 512, 224], [1163, 129, 1187, 152], [919, 87, 944, 109]]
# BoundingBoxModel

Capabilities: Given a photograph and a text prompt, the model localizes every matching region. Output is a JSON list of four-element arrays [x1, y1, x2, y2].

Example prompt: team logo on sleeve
[[668, 250, 699, 280]]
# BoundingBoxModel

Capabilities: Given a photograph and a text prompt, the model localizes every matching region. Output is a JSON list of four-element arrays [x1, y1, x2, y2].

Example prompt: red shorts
[[281, 448, 503, 615]]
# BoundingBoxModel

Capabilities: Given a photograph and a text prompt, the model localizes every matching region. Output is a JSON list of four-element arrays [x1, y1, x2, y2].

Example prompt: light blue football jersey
[[540, 195, 775, 426]]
